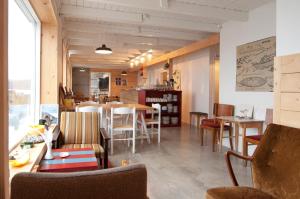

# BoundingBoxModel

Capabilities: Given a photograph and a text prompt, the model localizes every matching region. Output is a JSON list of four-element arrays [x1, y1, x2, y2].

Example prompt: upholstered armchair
[[58, 112, 110, 168], [11, 164, 148, 199], [206, 123, 300, 199]]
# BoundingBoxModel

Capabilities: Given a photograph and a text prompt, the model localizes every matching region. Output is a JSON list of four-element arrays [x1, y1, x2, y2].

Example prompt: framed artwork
[[236, 36, 276, 92], [173, 70, 181, 90], [115, 77, 121, 86], [40, 104, 59, 125]]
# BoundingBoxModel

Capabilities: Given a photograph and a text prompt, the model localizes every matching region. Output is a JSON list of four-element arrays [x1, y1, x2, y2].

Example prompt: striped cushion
[[61, 144, 104, 157], [60, 112, 100, 145]]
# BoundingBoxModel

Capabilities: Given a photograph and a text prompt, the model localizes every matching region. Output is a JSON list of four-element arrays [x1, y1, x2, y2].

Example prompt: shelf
[[145, 101, 179, 104]]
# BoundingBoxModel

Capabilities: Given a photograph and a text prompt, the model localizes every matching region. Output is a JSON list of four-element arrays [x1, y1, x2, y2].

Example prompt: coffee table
[[38, 148, 98, 172]]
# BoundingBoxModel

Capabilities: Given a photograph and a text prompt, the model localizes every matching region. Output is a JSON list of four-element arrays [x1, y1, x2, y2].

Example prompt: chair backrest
[[111, 107, 136, 129], [60, 112, 100, 144], [106, 101, 123, 104], [80, 101, 98, 105], [11, 164, 148, 199], [152, 103, 161, 118], [265, 108, 273, 125], [76, 106, 100, 112], [213, 103, 234, 117], [252, 123, 300, 199]]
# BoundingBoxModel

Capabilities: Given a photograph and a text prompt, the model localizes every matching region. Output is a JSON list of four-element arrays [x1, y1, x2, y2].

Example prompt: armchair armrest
[[99, 128, 110, 169], [225, 151, 253, 186], [51, 125, 61, 149]]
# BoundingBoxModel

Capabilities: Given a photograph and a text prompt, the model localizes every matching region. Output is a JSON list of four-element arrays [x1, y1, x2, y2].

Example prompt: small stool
[[190, 112, 208, 129]]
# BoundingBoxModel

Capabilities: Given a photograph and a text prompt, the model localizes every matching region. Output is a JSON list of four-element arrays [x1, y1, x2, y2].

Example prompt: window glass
[[8, 0, 40, 149]]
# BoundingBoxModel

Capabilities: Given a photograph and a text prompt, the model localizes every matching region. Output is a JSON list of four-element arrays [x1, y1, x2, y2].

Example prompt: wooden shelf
[[138, 90, 182, 127]]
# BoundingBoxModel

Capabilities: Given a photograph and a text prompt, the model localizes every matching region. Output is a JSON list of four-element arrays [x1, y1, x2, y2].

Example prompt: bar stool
[[189, 112, 208, 129]]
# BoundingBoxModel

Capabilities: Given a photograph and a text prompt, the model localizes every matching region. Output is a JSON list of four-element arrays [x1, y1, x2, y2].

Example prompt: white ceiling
[[58, 0, 274, 69]]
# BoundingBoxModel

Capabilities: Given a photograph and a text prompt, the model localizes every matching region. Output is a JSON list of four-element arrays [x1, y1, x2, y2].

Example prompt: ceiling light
[[140, 56, 145, 63], [121, 71, 128, 76], [130, 62, 134, 68], [147, 52, 152, 60], [79, 67, 86, 72], [95, 44, 112, 55], [134, 59, 139, 66]]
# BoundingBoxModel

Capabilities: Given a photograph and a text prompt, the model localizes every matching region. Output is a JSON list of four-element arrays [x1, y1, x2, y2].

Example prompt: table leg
[[140, 112, 150, 144], [219, 120, 224, 152], [234, 123, 239, 152], [241, 126, 247, 165], [258, 122, 263, 135]]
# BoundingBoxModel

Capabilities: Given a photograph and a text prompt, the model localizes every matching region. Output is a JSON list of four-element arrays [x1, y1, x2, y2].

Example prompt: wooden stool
[[189, 112, 208, 129]]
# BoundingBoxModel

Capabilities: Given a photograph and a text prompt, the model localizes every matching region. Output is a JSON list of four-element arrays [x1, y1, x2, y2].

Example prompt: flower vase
[[44, 141, 54, 160]]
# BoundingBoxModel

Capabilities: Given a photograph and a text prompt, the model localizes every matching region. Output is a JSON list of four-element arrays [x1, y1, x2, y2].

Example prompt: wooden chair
[[144, 103, 161, 143], [200, 103, 234, 152], [206, 124, 300, 199], [59, 112, 110, 168], [243, 109, 273, 164], [109, 107, 136, 154]]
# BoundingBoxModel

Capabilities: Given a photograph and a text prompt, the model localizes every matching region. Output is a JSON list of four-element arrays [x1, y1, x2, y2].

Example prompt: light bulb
[[130, 62, 134, 68], [135, 59, 139, 66], [147, 52, 152, 60], [140, 56, 145, 63]]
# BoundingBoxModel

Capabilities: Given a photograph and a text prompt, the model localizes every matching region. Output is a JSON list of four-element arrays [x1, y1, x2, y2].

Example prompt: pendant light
[[95, 44, 112, 54], [121, 71, 128, 76]]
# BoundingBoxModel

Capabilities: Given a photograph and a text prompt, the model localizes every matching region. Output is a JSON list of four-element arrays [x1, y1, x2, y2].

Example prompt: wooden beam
[[60, 5, 220, 32], [0, 0, 9, 198], [64, 21, 205, 41], [40, 24, 59, 103], [28, 0, 57, 25], [141, 33, 220, 69], [71, 0, 248, 21]]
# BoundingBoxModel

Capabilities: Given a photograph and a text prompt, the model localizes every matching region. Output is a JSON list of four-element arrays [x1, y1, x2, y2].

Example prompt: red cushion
[[201, 118, 230, 129], [246, 135, 262, 141]]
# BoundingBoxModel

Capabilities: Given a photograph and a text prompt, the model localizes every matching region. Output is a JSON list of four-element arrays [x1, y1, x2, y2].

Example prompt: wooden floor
[[110, 124, 252, 199]]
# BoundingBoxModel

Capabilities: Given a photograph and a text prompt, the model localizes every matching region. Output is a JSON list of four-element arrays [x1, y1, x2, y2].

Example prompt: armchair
[[206, 123, 300, 199], [58, 112, 110, 168]]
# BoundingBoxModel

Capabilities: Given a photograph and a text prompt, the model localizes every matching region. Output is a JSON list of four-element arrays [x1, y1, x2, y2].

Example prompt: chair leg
[[110, 129, 114, 155], [212, 129, 216, 152], [132, 129, 136, 154], [229, 127, 234, 150], [243, 139, 248, 167], [158, 123, 161, 143], [199, 127, 204, 146], [219, 128, 224, 152], [190, 114, 192, 127]]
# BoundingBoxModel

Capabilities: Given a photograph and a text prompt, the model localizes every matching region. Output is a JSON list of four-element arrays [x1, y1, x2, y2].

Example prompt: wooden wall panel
[[274, 53, 300, 128], [90, 68, 138, 97], [40, 24, 59, 103], [0, 0, 9, 198]]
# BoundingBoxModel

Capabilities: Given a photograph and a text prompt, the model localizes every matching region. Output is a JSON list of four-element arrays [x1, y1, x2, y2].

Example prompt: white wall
[[276, 0, 300, 56], [219, 2, 276, 120], [145, 49, 211, 124]]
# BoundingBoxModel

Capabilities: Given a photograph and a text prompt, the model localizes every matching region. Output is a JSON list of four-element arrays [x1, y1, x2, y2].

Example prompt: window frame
[[8, 0, 41, 152]]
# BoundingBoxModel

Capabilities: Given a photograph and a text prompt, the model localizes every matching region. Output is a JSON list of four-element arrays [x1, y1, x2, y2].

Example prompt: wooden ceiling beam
[[140, 33, 220, 69], [28, 0, 57, 24], [60, 5, 220, 32], [63, 21, 205, 41]]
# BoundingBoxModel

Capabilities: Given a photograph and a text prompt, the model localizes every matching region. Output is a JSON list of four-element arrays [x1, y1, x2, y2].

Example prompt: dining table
[[217, 116, 264, 155], [102, 103, 154, 141]]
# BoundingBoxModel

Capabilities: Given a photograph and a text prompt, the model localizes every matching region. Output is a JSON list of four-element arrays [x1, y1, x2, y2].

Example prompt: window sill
[[9, 125, 58, 182]]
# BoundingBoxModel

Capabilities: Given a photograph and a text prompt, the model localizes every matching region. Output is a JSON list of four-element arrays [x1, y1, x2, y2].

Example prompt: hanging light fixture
[[95, 44, 112, 54], [121, 71, 128, 76], [79, 67, 86, 72]]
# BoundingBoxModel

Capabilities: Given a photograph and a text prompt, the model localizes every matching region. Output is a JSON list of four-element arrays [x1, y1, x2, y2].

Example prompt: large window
[[8, 0, 40, 150]]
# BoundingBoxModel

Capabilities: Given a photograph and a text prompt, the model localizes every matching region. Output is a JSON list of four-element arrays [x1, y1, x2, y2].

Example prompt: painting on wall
[[236, 36, 276, 92], [173, 69, 181, 90]]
